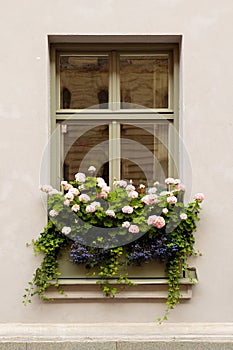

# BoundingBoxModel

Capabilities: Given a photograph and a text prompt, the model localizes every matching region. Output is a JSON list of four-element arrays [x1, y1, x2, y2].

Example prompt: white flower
[[61, 181, 68, 186], [48, 189, 60, 196], [194, 193, 205, 201], [174, 179, 181, 185], [106, 209, 115, 217], [91, 201, 101, 208], [167, 195, 177, 204], [162, 208, 169, 215], [88, 166, 96, 172], [148, 187, 157, 194], [114, 180, 127, 188], [79, 194, 90, 202], [65, 192, 74, 201], [72, 204, 80, 212], [160, 191, 172, 196], [165, 177, 175, 185], [122, 221, 131, 228], [64, 183, 73, 191], [102, 186, 111, 193], [122, 206, 134, 214], [128, 190, 139, 199], [126, 184, 135, 192], [97, 177, 107, 188], [75, 172, 86, 183], [64, 199, 70, 206], [139, 184, 145, 189], [180, 213, 187, 220], [128, 224, 140, 234], [49, 209, 59, 217], [69, 187, 79, 196], [62, 226, 71, 235], [86, 205, 96, 213], [40, 185, 53, 194], [153, 181, 160, 187]]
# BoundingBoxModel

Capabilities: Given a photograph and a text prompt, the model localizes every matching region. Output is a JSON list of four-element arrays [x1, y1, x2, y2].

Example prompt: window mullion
[[109, 121, 121, 186], [109, 51, 120, 110]]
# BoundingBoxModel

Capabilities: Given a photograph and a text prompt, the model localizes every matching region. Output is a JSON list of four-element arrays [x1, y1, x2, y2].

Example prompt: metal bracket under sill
[[44, 268, 197, 300]]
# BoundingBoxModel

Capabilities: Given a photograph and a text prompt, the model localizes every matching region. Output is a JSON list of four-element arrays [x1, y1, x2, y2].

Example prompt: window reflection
[[120, 56, 168, 109], [60, 56, 109, 109]]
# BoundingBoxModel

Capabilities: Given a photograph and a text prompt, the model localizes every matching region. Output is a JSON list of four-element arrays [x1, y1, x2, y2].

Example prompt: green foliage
[[24, 172, 204, 322]]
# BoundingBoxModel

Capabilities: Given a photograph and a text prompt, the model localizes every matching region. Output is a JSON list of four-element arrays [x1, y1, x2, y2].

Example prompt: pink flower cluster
[[122, 221, 139, 234], [122, 206, 134, 214], [194, 193, 205, 201], [141, 194, 158, 205], [106, 209, 115, 217], [147, 215, 166, 229]]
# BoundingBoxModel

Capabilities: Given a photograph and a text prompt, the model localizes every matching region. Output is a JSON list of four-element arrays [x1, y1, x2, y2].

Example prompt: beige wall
[[0, 0, 233, 323]]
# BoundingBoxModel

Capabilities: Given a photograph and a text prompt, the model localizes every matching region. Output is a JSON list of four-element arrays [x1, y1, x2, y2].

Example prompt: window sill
[[44, 268, 197, 300]]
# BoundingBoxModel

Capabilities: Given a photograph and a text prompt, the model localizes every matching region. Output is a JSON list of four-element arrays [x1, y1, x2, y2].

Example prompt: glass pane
[[120, 56, 168, 109], [121, 123, 168, 185], [62, 123, 109, 182], [60, 56, 109, 109]]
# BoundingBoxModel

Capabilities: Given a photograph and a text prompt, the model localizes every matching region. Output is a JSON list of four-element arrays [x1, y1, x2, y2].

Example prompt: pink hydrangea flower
[[165, 177, 175, 185], [72, 204, 80, 212], [147, 215, 165, 229], [62, 226, 71, 235], [97, 177, 107, 188], [106, 209, 115, 217], [147, 215, 158, 226], [122, 221, 131, 228], [129, 224, 140, 234], [174, 179, 181, 185], [194, 193, 205, 201], [69, 187, 79, 196], [180, 213, 187, 220], [102, 186, 111, 193], [155, 216, 166, 229], [128, 190, 139, 199], [64, 199, 70, 206], [114, 180, 127, 188], [40, 184, 53, 194], [176, 183, 186, 191], [167, 195, 177, 204], [64, 183, 73, 191], [100, 191, 108, 199], [65, 192, 74, 201], [122, 206, 134, 214], [86, 205, 96, 213], [141, 194, 157, 205], [126, 184, 135, 192], [49, 209, 59, 217], [88, 166, 96, 172], [148, 187, 157, 194], [75, 172, 86, 183], [79, 194, 90, 202]]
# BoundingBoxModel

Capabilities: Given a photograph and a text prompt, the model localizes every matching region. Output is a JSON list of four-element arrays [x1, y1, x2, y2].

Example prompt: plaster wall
[[0, 0, 232, 324]]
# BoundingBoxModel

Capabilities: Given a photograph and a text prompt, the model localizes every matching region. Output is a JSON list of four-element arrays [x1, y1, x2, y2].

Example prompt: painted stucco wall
[[0, 0, 233, 324]]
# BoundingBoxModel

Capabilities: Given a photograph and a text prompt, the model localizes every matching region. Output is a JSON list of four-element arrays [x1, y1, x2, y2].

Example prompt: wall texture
[[0, 0, 233, 326]]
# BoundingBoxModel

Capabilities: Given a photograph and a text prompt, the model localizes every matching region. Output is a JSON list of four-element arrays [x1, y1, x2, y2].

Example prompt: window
[[50, 44, 179, 189], [47, 43, 193, 299]]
